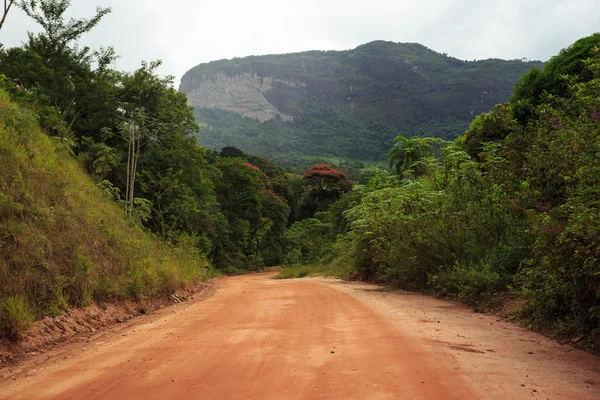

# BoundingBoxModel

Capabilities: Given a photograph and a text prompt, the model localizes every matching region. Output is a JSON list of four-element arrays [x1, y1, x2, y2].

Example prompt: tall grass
[[0, 90, 208, 338]]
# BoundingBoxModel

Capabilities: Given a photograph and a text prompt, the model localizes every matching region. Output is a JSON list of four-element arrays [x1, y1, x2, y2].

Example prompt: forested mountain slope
[[180, 41, 543, 167]]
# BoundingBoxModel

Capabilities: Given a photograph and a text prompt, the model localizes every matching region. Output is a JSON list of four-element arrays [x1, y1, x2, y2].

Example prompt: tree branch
[[0, 0, 15, 31]]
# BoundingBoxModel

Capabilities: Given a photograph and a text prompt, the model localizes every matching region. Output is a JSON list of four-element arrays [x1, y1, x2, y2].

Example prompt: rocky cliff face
[[185, 72, 297, 122], [180, 42, 543, 128]]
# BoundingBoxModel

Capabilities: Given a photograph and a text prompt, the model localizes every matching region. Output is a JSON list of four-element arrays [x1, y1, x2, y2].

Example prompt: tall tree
[[124, 109, 146, 217], [18, 0, 111, 136], [299, 164, 353, 219], [19, 0, 111, 50]]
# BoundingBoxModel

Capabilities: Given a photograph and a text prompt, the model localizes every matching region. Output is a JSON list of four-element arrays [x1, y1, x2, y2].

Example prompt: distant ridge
[[180, 41, 543, 167]]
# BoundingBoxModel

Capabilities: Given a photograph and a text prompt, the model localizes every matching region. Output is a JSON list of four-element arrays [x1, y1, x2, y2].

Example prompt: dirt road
[[1, 272, 599, 399]]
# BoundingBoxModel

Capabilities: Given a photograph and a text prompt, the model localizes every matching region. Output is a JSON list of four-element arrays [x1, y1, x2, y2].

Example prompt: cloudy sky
[[1, 0, 598, 86]]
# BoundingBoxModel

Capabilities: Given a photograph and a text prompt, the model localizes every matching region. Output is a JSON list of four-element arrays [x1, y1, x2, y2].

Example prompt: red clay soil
[[1, 272, 599, 399], [0, 282, 212, 361]]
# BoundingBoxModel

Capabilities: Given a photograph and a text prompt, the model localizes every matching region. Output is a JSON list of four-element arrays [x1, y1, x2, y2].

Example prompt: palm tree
[[388, 136, 439, 176], [387, 136, 420, 174]]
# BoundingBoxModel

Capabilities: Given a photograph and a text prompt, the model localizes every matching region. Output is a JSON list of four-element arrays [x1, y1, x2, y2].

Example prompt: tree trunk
[[125, 120, 137, 217]]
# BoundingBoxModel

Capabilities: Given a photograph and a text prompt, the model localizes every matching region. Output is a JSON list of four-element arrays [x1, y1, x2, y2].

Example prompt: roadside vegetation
[[0, 1, 290, 339], [0, 88, 208, 339], [1, 1, 599, 345], [281, 34, 600, 342]]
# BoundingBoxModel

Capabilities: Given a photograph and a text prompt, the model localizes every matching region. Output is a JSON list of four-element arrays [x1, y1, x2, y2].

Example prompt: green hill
[[0, 90, 207, 338], [180, 41, 543, 167]]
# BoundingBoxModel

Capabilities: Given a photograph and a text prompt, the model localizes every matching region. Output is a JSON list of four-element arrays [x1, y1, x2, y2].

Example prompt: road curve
[[1, 272, 599, 399]]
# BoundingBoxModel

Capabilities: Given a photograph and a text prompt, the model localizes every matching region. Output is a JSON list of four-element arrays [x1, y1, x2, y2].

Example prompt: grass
[[0, 89, 208, 339], [0, 296, 34, 340]]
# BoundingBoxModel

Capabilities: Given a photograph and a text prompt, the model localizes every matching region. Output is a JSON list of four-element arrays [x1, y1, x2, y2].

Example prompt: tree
[[19, 1, 111, 50], [511, 33, 600, 123], [0, 32, 120, 139], [388, 136, 436, 176], [212, 158, 264, 270], [124, 108, 145, 217], [283, 212, 335, 265], [18, 0, 112, 136], [462, 104, 520, 160], [0, 0, 16, 31], [299, 164, 353, 219]]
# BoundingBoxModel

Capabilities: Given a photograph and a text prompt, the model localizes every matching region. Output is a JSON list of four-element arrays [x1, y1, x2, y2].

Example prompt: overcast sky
[[1, 0, 598, 86]]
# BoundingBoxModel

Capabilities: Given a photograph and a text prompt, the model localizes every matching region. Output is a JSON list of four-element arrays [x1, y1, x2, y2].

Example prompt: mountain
[[180, 41, 543, 168]]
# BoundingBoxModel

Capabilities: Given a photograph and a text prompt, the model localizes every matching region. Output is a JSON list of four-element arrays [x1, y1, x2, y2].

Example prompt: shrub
[[0, 296, 35, 340], [429, 262, 506, 305]]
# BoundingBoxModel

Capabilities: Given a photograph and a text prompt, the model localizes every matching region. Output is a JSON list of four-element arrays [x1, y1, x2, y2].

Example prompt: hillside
[[0, 89, 207, 338], [180, 41, 543, 167]]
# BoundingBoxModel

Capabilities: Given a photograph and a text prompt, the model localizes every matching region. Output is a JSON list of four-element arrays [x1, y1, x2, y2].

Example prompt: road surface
[[1, 272, 599, 399]]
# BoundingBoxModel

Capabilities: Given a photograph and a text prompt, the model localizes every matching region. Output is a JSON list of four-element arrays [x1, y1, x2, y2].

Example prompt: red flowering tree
[[300, 164, 353, 219], [245, 163, 261, 172]]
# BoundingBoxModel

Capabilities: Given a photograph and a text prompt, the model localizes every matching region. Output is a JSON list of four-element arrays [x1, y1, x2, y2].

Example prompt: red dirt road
[[1, 272, 599, 399]]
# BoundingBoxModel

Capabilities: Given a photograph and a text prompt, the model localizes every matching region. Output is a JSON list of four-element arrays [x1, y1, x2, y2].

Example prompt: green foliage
[[19, 1, 112, 47], [296, 40, 600, 338], [0, 91, 209, 337], [388, 136, 442, 176], [0, 296, 35, 340], [2, 10, 260, 272], [497, 54, 600, 333], [283, 212, 335, 265], [210, 157, 290, 271], [462, 104, 521, 160], [511, 33, 600, 123], [299, 164, 353, 219], [429, 263, 504, 304], [12, 1, 113, 137]]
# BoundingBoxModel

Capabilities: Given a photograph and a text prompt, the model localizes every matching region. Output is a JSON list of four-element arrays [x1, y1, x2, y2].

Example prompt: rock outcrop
[[185, 72, 299, 122]]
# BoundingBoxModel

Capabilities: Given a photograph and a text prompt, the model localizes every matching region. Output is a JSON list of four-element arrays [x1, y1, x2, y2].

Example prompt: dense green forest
[[182, 42, 543, 166], [0, 0, 296, 337], [1, 0, 599, 345], [282, 33, 600, 341]]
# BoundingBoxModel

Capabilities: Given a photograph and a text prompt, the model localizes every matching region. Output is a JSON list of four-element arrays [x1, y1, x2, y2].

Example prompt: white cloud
[[1, 0, 598, 85]]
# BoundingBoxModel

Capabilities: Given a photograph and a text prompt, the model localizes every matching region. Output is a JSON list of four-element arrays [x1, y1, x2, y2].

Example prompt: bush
[[0, 296, 35, 340], [429, 263, 506, 305], [283, 212, 335, 265]]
